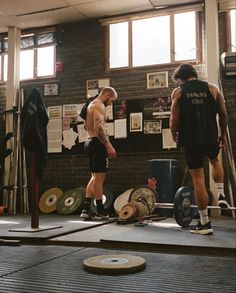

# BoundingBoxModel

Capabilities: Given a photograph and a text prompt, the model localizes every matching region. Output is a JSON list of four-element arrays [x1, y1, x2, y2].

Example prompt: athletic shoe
[[92, 213, 110, 220], [189, 221, 213, 235], [218, 194, 230, 209], [80, 210, 92, 220]]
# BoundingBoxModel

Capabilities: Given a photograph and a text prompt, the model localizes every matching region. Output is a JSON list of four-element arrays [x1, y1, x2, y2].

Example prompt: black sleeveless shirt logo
[[178, 80, 218, 146]]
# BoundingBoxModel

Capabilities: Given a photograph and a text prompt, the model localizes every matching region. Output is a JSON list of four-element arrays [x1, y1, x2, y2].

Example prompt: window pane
[[37, 46, 54, 76], [3, 55, 7, 81], [230, 9, 236, 52], [132, 16, 170, 66], [174, 11, 196, 61], [20, 50, 34, 80], [109, 22, 129, 68]]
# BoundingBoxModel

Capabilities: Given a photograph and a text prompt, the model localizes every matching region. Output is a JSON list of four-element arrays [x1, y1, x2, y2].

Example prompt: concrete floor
[[0, 213, 235, 292]]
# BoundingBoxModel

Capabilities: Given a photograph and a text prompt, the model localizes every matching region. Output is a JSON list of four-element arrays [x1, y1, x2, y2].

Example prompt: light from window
[[109, 22, 129, 68], [3, 55, 7, 81], [37, 46, 54, 76], [230, 9, 236, 52], [174, 11, 196, 61], [20, 50, 34, 80], [132, 16, 170, 66]]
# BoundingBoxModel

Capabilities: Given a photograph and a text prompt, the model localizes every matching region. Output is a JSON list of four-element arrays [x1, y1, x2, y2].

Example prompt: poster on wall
[[144, 96, 171, 119], [44, 83, 59, 96], [86, 78, 110, 98], [114, 100, 127, 119], [162, 128, 177, 149], [130, 112, 143, 132], [147, 71, 168, 89], [144, 120, 162, 134]]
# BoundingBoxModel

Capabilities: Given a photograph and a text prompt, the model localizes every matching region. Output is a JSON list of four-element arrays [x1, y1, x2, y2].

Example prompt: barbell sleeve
[[155, 203, 236, 210]]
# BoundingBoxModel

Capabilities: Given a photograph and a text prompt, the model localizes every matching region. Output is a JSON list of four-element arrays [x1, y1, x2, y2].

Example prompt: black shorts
[[184, 144, 220, 169], [84, 137, 109, 173]]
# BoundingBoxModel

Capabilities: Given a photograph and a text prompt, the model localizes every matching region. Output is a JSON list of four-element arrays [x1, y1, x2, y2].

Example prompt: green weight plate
[[129, 185, 157, 214], [174, 186, 194, 227], [56, 187, 85, 215], [83, 254, 146, 275]]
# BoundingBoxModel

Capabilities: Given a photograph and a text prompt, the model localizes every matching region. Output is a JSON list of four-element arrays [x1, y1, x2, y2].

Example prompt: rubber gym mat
[[0, 245, 235, 293]]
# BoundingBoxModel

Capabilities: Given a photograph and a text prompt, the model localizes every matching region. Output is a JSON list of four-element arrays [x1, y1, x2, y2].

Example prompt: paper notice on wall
[[47, 106, 62, 120], [114, 118, 127, 139], [62, 128, 76, 149], [77, 124, 88, 143], [105, 105, 113, 120], [162, 128, 177, 149], [105, 122, 114, 136], [47, 119, 62, 153], [63, 104, 78, 117]]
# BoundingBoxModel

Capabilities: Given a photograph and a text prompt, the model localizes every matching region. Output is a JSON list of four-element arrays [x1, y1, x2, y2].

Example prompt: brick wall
[[0, 13, 235, 202]]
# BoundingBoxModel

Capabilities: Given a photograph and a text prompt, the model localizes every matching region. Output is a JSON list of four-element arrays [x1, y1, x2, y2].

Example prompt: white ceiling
[[0, 0, 201, 33]]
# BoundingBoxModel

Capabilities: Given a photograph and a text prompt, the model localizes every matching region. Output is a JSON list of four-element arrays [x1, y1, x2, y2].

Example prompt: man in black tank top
[[170, 64, 229, 235]]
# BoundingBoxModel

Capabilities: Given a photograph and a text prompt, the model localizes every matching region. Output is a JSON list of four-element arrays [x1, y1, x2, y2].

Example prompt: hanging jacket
[[21, 88, 49, 179], [79, 94, 98, 120]]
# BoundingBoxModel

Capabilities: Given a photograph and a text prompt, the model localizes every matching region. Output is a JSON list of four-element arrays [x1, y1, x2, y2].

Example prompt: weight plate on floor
[[83, 254, 146, 275], [119, 202, 138, 220], [174, 186, 194, 227], [91, 187, 115, 213], [56, 187, 85, 215], [129, 185, 157, 214], [39, 188, 63, 213], [114, 188, 133, 215]]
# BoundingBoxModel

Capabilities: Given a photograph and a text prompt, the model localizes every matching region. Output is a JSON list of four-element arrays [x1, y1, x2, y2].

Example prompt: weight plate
[[174, 186, 194, 227], [91, 187, 115, 213], [39, 188, 63, 213], [119, 203, 137, 220], [129, 185, 157, 214], [0, 205, 9, 216], [114, 188, 133, 215], [56, 187, 85, 215], [83, 254, 146, 275]]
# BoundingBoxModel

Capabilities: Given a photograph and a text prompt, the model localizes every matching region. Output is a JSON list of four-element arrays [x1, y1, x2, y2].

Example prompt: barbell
[[128, 185, 236, 227]]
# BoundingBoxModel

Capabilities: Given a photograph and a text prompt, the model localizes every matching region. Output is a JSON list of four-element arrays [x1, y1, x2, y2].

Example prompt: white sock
[[215, 183, 225, 198], [199, 209, 209, 225]]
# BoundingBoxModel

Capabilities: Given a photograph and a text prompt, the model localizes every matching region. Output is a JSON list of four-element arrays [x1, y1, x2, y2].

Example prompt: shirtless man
[[170, 64, 229, 235], [80, 87, 117, 219]]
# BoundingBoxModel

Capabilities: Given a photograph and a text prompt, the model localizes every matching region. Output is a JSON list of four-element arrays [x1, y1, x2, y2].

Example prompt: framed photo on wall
[[130, 112, 143, 132], [44, 83, 59, 96], [86, 78, 110, 98], [147, 71, 168, 89]]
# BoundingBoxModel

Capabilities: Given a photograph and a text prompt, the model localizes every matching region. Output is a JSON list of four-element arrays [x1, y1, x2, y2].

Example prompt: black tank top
[[179, 80, 218, 146]]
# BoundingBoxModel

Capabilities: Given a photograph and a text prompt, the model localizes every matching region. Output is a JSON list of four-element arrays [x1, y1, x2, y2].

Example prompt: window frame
[[0, 44, 56, 82], [105, 10, 202, 71]]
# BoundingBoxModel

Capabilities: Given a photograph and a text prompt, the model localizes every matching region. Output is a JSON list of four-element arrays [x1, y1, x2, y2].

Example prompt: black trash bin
[[148, 159, 180, 217]]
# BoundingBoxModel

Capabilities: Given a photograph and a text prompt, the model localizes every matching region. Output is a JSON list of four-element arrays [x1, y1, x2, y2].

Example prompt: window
[[37, 46, 55, 77], [132, 16, 170, 66], [107, 10, 199, 69], [109, 22, 129, 68], [20, 50, 34, 80], [230, 9, 236, 52], [1, 45, 55, 81]]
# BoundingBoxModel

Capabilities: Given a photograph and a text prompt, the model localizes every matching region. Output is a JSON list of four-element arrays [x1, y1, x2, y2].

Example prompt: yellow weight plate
[[83, 254, 146, 275], [39, 188, 63, 213]]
